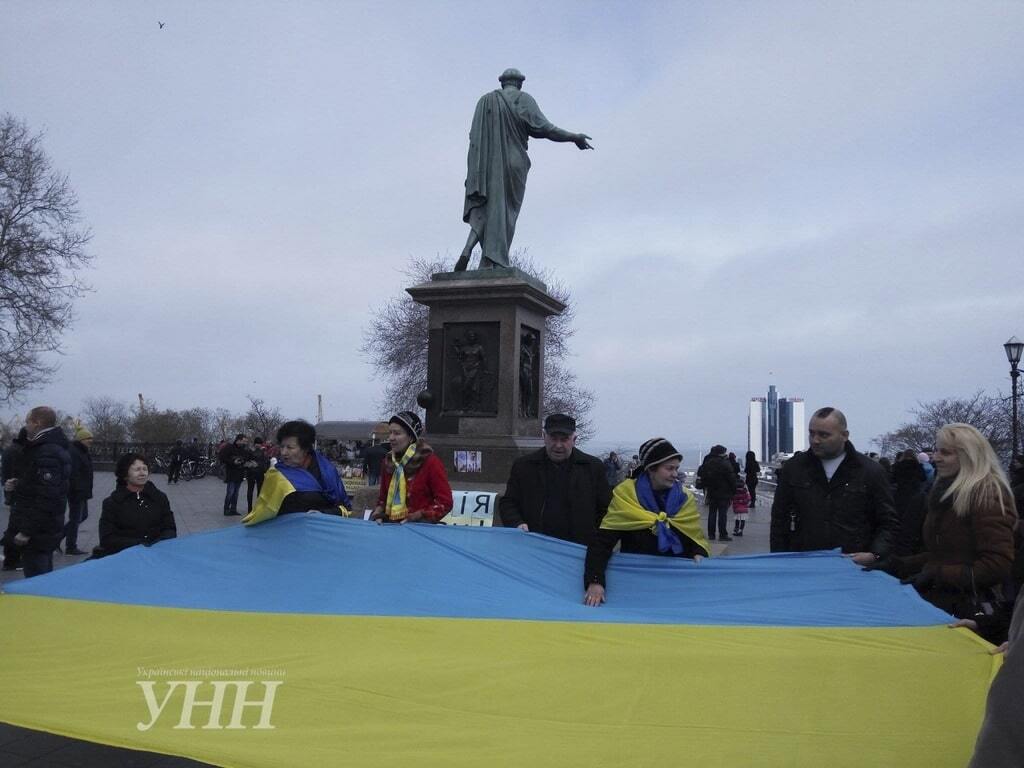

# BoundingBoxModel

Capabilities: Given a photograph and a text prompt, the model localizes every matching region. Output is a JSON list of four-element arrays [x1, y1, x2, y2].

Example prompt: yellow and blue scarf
[[385, 443, 417, 521], [600, 475, 709, 555]]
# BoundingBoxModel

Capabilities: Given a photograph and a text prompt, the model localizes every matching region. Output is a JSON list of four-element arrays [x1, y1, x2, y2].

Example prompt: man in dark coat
[[891, 450, 927, 557], [244, 437, 271, 514], [3, 407, 71, 578], [362, 441, 389, 487], [968, 589, 1024, 767], [697, 445, 738, 541], [64, 425, 94, 555], [167, 439, 185, 483], [218, 434, 249, 516], [499, 414, 610, 545], [1, 428, 28, 570], [770, 406, 898, 564]]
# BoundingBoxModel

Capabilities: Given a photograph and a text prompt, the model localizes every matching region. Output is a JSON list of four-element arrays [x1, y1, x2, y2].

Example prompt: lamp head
[[1004, 336, 1023, 366]]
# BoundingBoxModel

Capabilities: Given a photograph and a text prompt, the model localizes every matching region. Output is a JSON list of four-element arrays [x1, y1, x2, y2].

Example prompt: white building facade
[[747, 397, 766, 462]]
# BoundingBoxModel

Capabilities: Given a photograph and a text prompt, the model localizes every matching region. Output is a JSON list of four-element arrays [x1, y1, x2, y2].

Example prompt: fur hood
[[382, 440, 434, 477]]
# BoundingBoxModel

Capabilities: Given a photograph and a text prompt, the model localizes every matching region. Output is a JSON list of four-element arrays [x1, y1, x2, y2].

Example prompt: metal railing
[[89, 442, 217, 472]]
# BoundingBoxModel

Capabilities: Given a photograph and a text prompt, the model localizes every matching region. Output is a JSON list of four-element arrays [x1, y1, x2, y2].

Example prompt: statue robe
[[463, 89, 558, 268]]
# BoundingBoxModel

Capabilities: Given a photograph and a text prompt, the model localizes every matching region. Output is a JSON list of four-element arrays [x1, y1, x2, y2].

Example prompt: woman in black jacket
[[98, 453, 177, 555], [744, 450, 760, 507]]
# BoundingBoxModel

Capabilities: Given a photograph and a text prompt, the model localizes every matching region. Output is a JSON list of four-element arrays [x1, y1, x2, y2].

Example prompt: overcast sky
[[2, 1, 1023, 453]]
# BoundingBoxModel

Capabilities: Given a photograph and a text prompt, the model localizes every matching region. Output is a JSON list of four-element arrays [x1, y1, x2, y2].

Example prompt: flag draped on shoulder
[[243, 453, 351, 526], [600, 476, 709, 555]]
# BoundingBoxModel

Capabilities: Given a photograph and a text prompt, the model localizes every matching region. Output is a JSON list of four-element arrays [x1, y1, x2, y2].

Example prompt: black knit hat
[[633, 437, 682, 478], [390, 411, 423, 440]]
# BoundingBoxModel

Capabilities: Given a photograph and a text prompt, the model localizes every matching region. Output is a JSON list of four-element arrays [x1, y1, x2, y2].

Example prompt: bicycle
[[178, 458, 207, 481], [151, 453, 169, 474], [207, 457, 224, 479]]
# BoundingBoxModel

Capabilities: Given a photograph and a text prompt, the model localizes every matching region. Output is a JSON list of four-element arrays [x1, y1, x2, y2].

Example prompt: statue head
[[498, 68, 525, 88]]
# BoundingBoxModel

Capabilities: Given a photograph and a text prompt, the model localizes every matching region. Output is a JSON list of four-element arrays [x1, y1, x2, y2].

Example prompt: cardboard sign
[[442, 490, 497, 526]]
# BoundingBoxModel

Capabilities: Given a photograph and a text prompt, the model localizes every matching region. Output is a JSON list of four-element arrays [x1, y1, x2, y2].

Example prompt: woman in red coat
[[371, 411, 453, 524]]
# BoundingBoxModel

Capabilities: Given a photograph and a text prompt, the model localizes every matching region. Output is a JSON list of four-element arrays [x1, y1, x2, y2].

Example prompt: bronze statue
[[454, 69, 592, 271]]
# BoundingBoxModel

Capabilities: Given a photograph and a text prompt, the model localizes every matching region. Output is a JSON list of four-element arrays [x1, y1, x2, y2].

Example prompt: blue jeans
[[224, 480, 242, 513], [65, 499, 87, 550], [22, 550, 53, 578]]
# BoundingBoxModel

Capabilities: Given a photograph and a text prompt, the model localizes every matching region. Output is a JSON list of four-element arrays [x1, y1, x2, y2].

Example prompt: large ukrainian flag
[[0, 515, 999, 767]]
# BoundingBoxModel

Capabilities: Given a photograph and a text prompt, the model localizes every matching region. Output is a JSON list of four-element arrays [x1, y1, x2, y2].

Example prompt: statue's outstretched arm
[[519, 94, 593, 149], [542, 125, 593, 150]]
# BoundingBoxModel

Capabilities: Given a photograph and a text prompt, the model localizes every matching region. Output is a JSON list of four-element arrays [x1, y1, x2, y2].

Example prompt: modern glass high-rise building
[[778, 398, 794, 453], [749, 390, 805, 462]]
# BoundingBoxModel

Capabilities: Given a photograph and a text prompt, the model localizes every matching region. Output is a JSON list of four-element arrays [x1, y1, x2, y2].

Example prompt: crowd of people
[[4, 404, 1021, 628], [2, 402, 1023, 762]]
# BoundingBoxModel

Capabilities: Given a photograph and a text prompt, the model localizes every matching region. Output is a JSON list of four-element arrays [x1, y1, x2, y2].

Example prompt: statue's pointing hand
[[574, 134, 594, 150]]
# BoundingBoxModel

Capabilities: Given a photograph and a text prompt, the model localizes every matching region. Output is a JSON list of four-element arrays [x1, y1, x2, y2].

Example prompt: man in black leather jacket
[[770, 407, 898, 564]]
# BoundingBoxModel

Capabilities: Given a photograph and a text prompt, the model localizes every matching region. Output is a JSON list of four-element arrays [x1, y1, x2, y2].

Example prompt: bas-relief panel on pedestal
[[442, 322, 499, 415], [519, 325, 539, 419]]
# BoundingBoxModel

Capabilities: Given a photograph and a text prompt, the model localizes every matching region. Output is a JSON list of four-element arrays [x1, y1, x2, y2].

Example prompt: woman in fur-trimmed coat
[[876, 423, 1016, 620], [371, 411, 453, 524]]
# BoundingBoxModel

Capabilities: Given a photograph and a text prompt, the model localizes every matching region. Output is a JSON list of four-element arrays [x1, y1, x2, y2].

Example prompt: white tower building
[[791, 398, 806, 453], [748, 397, 766, 462]]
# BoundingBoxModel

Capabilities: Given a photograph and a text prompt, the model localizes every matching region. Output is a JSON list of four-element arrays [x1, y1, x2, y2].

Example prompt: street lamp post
[[1004, 336, 1023, 459]]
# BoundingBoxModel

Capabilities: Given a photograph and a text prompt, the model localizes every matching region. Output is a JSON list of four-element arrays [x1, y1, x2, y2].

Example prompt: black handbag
[[967, 566, 999, 620]]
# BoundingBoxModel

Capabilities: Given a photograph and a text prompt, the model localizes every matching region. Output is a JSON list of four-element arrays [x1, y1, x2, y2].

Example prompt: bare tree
[[0, 114, 92, 401], [129, 403, 187, 443], [178, 407, 214, 444], [211, 407, 245, 441], [360, 251, 596, 435], [80, 396, 129, 442], [0, 412, 23, 444], [541, 359, 596, 442], [875, 391, 1013, 462], [243, 395, 283, 440], [360, 255, 440, 416]]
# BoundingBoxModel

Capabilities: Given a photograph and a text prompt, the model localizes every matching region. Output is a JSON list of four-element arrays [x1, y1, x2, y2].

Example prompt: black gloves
[[899, 564, 938, 590]]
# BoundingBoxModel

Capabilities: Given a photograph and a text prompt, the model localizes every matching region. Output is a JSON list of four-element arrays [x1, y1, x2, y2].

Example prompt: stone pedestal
[[406, 268, 565, 484]]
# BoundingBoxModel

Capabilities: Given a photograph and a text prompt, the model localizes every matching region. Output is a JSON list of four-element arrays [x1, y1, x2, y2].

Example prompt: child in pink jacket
[[731, 479, 751, 537]]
